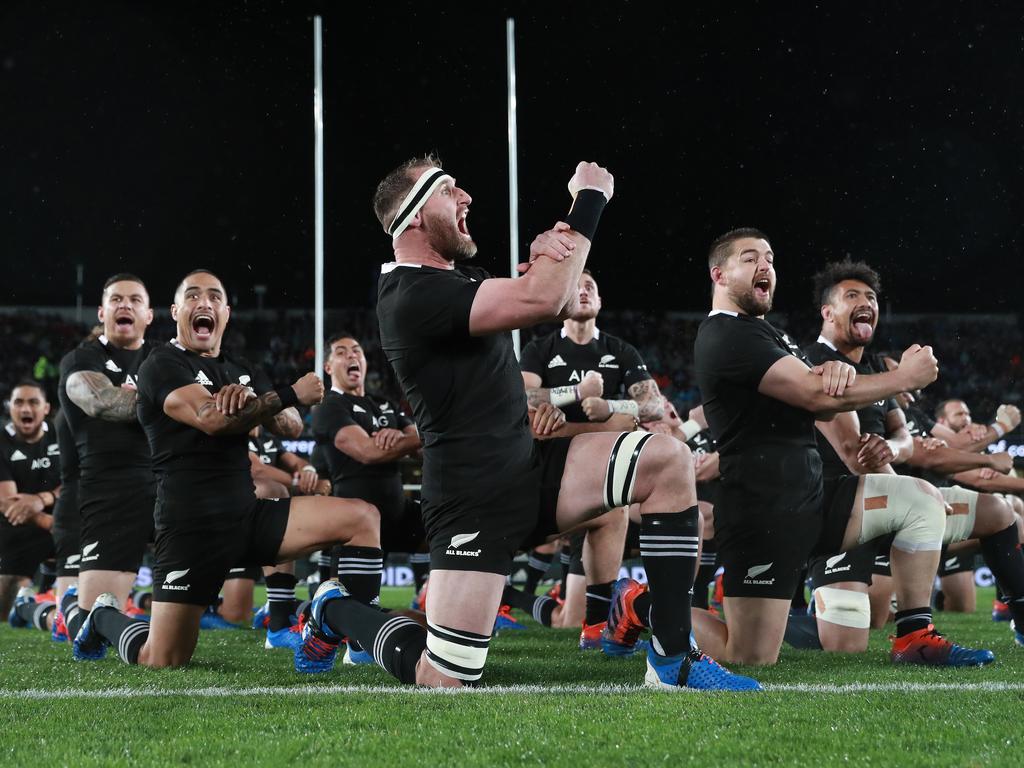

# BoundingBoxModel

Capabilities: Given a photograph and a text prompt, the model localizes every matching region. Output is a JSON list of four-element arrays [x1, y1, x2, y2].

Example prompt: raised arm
[[468, 163, 613, 336], [65, 371, 139, 422], [759, 344, 938, 419]]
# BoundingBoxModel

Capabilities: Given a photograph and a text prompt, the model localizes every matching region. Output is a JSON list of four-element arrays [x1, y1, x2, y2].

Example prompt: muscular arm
[[951, 468, 1024, 494], [814, 411, 894, 475], [759, 355, 923, 419], [627, 379, 665, 422], [265, 407, 303, 439], [164, 384, 286, 437], [885, 409, 914, 465], [0, 480, 16, 501], [334, 424, 421, 465], [522, 372, 549, 409], [533, 413, 637, 440], [65, 371, 139, 422], [469, 230, 593, 335], [905, 437, 1004, 475], [929, 421, 999, 453], [249, 453, 294, 484]]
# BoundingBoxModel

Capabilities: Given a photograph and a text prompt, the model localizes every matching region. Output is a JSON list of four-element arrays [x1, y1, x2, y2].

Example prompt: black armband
[[274, 386, 299, 409], [565, 189, 607, 242]]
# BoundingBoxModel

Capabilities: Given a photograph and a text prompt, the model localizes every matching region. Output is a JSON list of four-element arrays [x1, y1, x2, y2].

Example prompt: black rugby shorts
[[0, 523, 54, 579], [716, 450, 858, 599], [78, 477, 155, 573], [424, 438, 570, 576], [152, 497, 290, 606]]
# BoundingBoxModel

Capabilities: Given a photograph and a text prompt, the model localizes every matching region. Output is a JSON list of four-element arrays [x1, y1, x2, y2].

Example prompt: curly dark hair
[[811, 259, 881, 307]]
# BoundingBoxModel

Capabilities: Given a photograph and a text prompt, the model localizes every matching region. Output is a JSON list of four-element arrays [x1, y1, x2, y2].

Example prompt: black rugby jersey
[[898, 403, 950, 487], [376, 262, 533, 498], [0, 421, 61, 498], [694, 311, 818, 462], [520, 327, 652, 422], [58, 335, 152, 477], [248, 430, 285, 468], [137, 340, 273, 502], [686, 429, 717, 458], [311, 388, 414, 490], [804, 339, 898, 479], [54, 410, 78, 486]]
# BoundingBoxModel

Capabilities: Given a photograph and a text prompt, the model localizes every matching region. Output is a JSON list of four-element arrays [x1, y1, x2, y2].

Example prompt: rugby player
[[512, 269, 659, 644], [1, 381, 60, 627], [71, 269, 382, 668], [687, 230, 991, 666], [311, 330, 426, 662], [294, 156, 758, 691], [794, 260, 1024, 653], [57, 274, 155, 644]]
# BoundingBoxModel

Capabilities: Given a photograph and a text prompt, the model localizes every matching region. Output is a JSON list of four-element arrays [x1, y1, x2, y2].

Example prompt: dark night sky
[[3, 1, 1023, 314]]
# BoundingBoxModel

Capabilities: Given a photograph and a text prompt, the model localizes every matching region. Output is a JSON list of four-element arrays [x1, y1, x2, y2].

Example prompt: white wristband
[[300, 465, 317, 473], [550, 385, 579, 408], [680, 419, 703, 441], [608, 399, 640, 418], [991, 422, 1006, 438]]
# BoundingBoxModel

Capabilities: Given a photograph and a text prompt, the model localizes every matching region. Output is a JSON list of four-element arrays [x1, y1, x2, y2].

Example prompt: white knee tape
[[858, 474, 944, 553], [603, 431, 655, 510], [813, 586, 870, 629], [939, 485, 979, 545], [425, 622, 490, 682]]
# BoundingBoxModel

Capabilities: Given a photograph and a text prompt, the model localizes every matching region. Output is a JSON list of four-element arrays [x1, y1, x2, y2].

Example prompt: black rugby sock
[[894, 607, 932, 637], [63, 591, 85, 640], [692, 539, 717, 609], [584, 581, 613, 626], [409, 553, 431, 592], [16, 599, 56, 631], [335, 546, 383, 652], [640, 509, 700, 657], [980, 523, 1024, 627], [501, 585, 557, 627], [559, 545, 572, 591], [265, 572, 298, 631], [523, 549, 555, 595], [318, 551, 334, 585], [322, 598, 426, 684], [91, 608, 149, 665], [38, 570, 57, 595]]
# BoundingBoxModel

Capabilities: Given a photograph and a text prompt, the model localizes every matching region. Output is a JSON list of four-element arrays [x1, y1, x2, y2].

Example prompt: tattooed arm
[[522, 371, 604, 409], [65, 371, 139, 422], [266, 407, 303, 439], [627, 379, 665, 422], [164, 373, 323, 438]]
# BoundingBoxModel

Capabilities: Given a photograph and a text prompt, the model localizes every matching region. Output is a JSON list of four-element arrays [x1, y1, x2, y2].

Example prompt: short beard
[[731, 285, 772, 316], [423, 212, 478, 262]]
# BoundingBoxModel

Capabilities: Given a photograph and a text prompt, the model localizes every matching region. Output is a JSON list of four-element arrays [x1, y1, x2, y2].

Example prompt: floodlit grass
[[1, 587, 1020, 767]]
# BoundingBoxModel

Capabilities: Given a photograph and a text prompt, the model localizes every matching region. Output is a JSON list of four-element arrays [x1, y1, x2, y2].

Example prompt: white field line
[[1, 681, 1023, 699]]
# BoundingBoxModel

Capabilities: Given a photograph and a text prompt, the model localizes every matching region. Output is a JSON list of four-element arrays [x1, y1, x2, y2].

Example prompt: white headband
[[388, 167, 453, 240]]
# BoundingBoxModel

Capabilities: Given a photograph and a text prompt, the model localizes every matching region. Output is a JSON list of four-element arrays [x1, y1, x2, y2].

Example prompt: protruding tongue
[[853, 322, 873, 341]]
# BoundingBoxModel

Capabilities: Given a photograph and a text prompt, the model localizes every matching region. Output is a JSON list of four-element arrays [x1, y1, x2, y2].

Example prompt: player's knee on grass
[[859, 475, 944, 553], [331, 499, 379, 546], [424, 621, 492, 685], [813, 586, 870, 653]]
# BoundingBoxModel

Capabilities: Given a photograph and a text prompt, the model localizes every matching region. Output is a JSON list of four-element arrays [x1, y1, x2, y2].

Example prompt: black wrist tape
[[565, 189, 607, 242], [275, 386, 299, 409]]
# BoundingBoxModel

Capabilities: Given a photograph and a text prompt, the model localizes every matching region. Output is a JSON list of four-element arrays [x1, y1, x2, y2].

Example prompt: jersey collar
[[560, 327, 600, 340], [3, 421, 47, 437], [816, 334, 839, 351], [707, 309, 739, 317], [99, 334, 144, 348]]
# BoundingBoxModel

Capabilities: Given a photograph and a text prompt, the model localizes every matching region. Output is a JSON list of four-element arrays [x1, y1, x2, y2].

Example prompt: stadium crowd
[[3, 159, 1024, 691]]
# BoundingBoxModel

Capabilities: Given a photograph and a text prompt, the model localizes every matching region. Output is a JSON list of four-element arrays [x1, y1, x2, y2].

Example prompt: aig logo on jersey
[[31, 457, 52, 470], [445, 531, 482, 558]]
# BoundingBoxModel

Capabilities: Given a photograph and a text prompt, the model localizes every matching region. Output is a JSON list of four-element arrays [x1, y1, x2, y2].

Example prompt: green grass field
[[1, 586, 1021, 767]]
